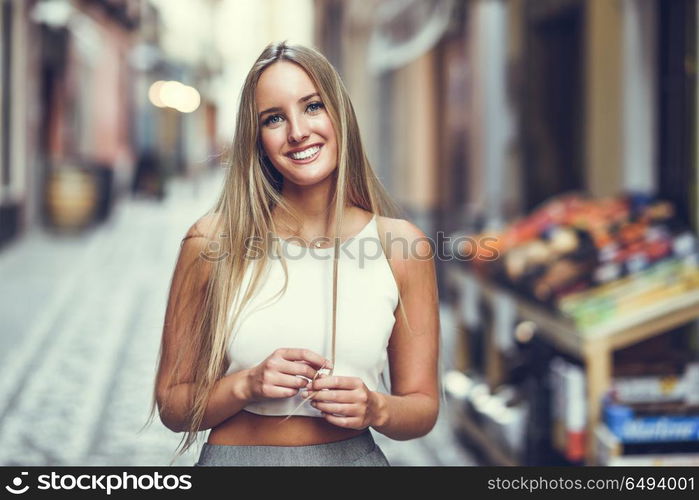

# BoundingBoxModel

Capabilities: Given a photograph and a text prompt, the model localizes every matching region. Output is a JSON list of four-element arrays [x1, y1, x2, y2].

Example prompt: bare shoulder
[[175, 213, 226, 278], [375, 215, 436, 296], [182, 212, 224, 245], [375, 215, 434, 262]]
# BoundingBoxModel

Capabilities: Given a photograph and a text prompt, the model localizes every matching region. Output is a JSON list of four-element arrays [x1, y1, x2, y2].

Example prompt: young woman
[[150, 41, 440, 466]]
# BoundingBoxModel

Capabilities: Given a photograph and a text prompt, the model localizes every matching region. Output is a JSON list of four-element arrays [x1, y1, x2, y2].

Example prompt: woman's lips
[[287, 145, 322, 164]]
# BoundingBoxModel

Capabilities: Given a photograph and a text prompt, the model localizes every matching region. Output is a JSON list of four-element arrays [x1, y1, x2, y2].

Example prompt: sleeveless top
[[224, 213, 399, 417]]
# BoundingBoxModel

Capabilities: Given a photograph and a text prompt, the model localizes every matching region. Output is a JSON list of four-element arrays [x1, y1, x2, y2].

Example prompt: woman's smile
[[286, 144, 323, 164]]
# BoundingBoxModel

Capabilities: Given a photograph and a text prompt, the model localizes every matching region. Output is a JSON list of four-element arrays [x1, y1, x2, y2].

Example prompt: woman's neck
[[279, 179, 337, 225], [272, 202, 358, 244]]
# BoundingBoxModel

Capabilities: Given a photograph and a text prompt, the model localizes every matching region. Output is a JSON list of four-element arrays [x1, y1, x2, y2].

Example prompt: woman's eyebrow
[[258, 92, 320, 119]]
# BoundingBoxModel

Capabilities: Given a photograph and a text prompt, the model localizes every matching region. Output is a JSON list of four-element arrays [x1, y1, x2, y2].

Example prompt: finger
[[279, 348, 333, 370], [268, 373, 309, 390], [310, 375, 361, 391], [311, 401, 361, 416], [302, 389, 356, 403], [262, 384, 299, 399], [321, 413, 363, 429], [276, 359, 317, 380]]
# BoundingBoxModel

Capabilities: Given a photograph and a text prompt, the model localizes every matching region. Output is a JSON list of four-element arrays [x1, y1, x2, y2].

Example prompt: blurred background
[[1, 0, 698, 466]]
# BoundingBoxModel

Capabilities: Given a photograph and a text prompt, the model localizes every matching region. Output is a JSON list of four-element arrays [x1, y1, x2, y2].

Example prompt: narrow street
[[0, 170, 476, 466]]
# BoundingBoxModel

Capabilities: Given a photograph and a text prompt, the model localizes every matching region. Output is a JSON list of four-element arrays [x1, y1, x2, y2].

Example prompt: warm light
[[148, 80, 166, 108], [174, 85, 201, 113], [159, 80, 184, 108], [149, 80, 201, 113]]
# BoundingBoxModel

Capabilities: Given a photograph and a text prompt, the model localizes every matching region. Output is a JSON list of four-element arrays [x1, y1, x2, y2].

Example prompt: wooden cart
[[447, 264, 699, 465]]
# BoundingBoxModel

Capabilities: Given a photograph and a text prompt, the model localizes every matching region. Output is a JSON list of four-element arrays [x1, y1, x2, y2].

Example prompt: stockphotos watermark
[[4, 470, 192, 495], [198, 231, 500, 265]]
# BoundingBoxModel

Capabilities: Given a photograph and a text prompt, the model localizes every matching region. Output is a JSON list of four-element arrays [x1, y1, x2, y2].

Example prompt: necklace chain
[[298, 234, 330, 248]]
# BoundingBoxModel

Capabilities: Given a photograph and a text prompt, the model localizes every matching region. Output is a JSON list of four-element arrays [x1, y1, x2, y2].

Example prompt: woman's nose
[[287, 114, 310, 143]]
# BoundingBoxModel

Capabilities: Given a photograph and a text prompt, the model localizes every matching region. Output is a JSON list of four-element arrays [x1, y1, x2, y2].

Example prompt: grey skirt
[[194, 430, 390, 467]]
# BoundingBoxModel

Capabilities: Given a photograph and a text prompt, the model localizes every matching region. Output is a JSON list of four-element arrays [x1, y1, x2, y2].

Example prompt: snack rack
[[447, 263, 699, 465]]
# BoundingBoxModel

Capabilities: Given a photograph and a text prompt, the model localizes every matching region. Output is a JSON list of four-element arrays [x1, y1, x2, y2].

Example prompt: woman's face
[[255, 61, 338, 188]]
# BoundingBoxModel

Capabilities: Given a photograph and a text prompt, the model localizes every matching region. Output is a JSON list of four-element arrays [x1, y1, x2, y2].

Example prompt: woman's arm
[[369, 218, 440, 439], [158, 370, 253, 432], [155, 215, 253, 432], [307, 218, 440, 440]]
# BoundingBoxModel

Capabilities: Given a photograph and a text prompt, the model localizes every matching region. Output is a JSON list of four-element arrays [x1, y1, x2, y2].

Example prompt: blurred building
[[313, 0, 698, 294], [0, 0, 144, 245]]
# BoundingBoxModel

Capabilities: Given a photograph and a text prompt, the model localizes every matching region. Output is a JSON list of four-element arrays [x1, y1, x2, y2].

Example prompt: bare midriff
[[206, 409, 365, 446]]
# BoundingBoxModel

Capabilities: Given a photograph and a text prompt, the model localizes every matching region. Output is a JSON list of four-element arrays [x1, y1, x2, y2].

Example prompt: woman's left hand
[[302, 374, 384, 430]]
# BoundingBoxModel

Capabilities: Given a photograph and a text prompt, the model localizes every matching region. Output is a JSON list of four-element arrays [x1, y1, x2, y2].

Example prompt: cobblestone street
[[0, 170, 476, 466]]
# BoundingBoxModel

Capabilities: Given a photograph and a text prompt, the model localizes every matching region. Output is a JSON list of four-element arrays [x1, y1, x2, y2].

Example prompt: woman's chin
[[286, 176, 333, 188], [281, 168, 337, 188]]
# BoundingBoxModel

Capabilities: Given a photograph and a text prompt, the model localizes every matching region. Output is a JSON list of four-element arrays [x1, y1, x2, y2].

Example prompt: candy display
[[458, 192, 699, 331]]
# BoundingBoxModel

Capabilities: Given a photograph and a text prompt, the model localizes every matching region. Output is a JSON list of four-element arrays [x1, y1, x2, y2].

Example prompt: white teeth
[[289, 145, 320, 160]]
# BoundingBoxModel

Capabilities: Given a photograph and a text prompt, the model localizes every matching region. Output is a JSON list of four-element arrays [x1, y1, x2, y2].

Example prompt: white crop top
[[224, 213, 399, 417]]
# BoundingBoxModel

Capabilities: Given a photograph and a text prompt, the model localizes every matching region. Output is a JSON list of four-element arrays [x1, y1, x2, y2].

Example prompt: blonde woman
[[150, 41, 440, 466]]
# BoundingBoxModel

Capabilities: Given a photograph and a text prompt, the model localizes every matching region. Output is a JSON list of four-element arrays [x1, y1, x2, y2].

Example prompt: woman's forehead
[[255, 62, 318, 105]]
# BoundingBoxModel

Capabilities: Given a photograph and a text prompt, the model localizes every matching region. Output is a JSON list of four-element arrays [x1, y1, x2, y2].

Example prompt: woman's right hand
[[245, 348, 332, 403]]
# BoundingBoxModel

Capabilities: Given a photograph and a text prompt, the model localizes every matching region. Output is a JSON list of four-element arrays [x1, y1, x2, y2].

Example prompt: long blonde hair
[[146, 41, 411, 462]]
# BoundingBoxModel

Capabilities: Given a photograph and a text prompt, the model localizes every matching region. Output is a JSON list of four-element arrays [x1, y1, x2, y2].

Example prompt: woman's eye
[[262, 102, 323, 126], [307, 101, 324, 112], [263, 114, 282, 126]]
